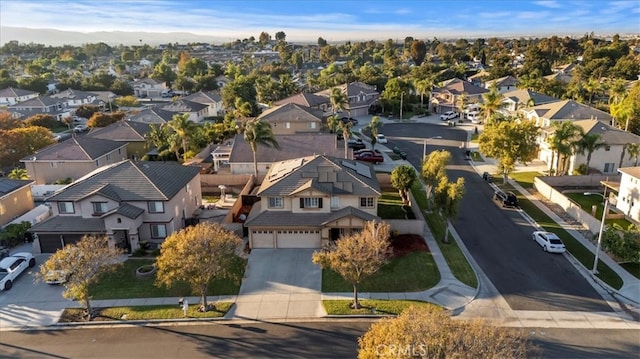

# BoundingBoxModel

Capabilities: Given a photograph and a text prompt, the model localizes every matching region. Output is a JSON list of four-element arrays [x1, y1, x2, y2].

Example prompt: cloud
[[394, 8, 412, 15], [534, 1, 562, 8]]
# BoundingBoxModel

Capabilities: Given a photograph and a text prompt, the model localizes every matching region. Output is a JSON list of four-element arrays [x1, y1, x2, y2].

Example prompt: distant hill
[[0, 27, 230, 46]]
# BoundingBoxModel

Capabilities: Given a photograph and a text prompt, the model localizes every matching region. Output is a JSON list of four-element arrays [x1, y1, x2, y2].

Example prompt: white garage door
[[276, 229, 321, 248], [251, 230, 275, 248]]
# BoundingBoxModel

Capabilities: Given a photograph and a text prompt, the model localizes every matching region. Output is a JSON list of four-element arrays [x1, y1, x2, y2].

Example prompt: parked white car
[[440, 111, 457, 121], [532, 231, 566, 253], [73, 124, 88, 133], [376, 134, 388, 144], [0, 252, 36, 291], [467, 111, 482, 123]]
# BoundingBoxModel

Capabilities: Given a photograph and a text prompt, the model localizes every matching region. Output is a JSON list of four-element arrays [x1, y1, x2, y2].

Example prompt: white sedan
[[532, 231, 566, 253], [376, 134, 388, 144], [0, 252, 36, 291], [440, 111, 458, 121]]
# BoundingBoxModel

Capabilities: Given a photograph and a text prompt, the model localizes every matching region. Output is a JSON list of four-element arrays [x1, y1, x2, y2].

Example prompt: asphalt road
[[382, 123, 612, 312], [1, 322, 637, 359]]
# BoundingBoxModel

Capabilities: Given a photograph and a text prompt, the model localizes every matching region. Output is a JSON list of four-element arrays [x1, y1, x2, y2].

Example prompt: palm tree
[[584, 78, 602, 105], [455, 93, 468, 120], [576, 133, 606, 173], [480, 84, 504, 124], [8, 167, 29, 180], [414, 79, 430, 108], [330, 87, 348, 117], [547, 121, 582, 175], [167, 113, 197, 161], [337, 120, 353, 158], [243, 119, 280, 177], [607, 78, 627, 105], [627, 143, 640, 167], [365, 116, 382, 149]]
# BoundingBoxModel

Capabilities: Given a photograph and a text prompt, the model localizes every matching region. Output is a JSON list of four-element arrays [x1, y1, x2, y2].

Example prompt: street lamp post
[[423, 136, 443, 160], [584, 192, 608, 275]]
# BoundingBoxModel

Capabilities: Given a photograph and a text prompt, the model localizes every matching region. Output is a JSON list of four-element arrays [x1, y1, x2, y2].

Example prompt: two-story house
[[132, 78, 168, 98], [0, 87, 39, 106], [274, 92, 331, 112], [183, 91, 224, 117], [0, 178, 34, 227], [244, 155, 381, 248], [316, 82, 380, 117], [257, 103, 324, 135], [127, 107, 175, 124], [616, 167, 640, 223], [28, 160, 202, 253], [483, 76, 519, 93], [87, 120, 152, 160], [20, 136, 128, 184], [8, 96, 71, 121], [160, 99, 209, 122], [50, 89, 99, 109], [429, 78, 488, 114], [500, 89, 560, 115]]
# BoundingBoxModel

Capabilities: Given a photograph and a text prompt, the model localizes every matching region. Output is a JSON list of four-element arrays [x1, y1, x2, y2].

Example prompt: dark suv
[[494, 190, 519, 208]]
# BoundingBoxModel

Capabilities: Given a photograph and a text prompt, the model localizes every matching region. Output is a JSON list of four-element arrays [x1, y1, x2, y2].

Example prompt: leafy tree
[[627, 143, 640, 167], [87, 112, 124, 128], [155, 222, 242, 312], [575, 133, 607, 172], [611, 81, 640, 135], [413, 78, 431, 108], [243, 118, 280, 177], [433, 177, 465, 242], [0, 126, 56, 167], [221, 76, 259, 116], [390, 165, 417, 206], [23, 114, 57, 129], [421, 150, 451, 208], [602, 224, 640, 263], [358, 306, 530, 359], [409, 40, 427, 66], [319, 45, 339, 63], [115, 95, 141, 107], [478, 119, 539, 183], [258, 32, 271, 45], [317, 37, 327, 47], [37, 235, 124, 320], [167, 113, 198, 161], [455, 93, 468, 120], [151, 62, 177, 86], [365, 116, 382, 149], [547, 121, 583, 175], [75, 104, 100, 119], [275, 31, 286, 42], [0, 112, 22, 130], [312, 221, 392, 309], [8, 167, 29, 180]]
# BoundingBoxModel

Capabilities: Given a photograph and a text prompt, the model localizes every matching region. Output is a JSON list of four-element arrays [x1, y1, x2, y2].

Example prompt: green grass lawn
[[89, 258, 246, 299], [470, 151, 484, 162], [410, 182, 478, 288], [60, 302, 233, 322], [323, 299, 440, 315], [321, 251, 439, 292], [377, 188, 416, 220], [508, 171, 541, 189], [565, 193, 634, 228], [469, 133, 479, 143], [386, 152, 402, 161]]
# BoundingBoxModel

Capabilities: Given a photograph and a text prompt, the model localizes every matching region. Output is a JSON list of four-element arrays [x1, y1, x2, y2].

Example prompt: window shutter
[[318, 198, 323, 208], [300, 198, 305, 208]]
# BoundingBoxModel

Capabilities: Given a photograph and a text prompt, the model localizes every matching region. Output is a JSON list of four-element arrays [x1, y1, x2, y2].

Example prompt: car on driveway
[[532, 231, 566, 253], [347, 138, 366, 150], [494, 189, 519, 208], [355, 151, 384, 164], [44, 270, 69, 285], [73, 124, 88, 133], [0, 252, 35, 291], [376, 134, 388, 144], [440, 111, 457, 121]]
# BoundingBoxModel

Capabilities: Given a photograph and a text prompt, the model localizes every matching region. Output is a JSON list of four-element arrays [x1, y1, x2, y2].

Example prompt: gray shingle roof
[[257, 103, 323, 124], [21, 136, 126, 162], [532, 100, 612, 122], [574, 120, 640, 145], [433, 78, 488, 96], [115, 203, 145, 219], [87, 120, 151, 142], [128, 107, 174, 123], [0, 178, 32, 197], [161, 99, 208, 113], [28, 216, 105, 233], [8, 96, 63, 108], [183, 91, 222, 104], [244, 205, 379, 227], [46, 160, 200, 202], [502, 89, 560, 106], [274, 92, 330, 107], [228, 133, 345, 163], [0, 87, 38, 97]]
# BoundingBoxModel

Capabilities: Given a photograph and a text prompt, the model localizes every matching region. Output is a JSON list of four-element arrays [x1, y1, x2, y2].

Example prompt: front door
[[114, 230, 131, 253]]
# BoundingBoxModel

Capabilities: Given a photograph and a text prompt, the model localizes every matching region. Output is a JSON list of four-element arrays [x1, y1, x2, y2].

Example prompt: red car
[[355, 151, 384, 164]]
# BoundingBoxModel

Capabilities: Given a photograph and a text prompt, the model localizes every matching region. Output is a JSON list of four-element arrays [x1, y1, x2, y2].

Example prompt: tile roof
[[531, 100, 612, 122], [28, 216, 105, 233], [573, 120, 640, 145], [87, 120, 151, 142], [21, 136, 126, 162], [46, 160, 200, 202], [115, 203, 145, 219], [161, 99, 208, 113], [228, 133, 345, 163], [502, 89, 560, 106], [274, 92, 330, 107], [0, 87, 38, 97], [433, 78, 488, 96], [183, 91, 222, 104], [315, 81, 379, 98], [0, 178, 32, 197], [485, 75, 518, 88], [244, 203, 380, 227], [128, 107, 174, 123], [257, 103, 324, 124]]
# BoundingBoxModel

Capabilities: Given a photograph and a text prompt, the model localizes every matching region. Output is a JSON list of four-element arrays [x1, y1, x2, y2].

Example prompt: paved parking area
[[227, 249, 325, 320]]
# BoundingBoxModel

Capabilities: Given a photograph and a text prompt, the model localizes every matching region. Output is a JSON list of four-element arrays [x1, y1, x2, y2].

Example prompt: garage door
[[37, 234, 84, 253], [276, 230, 321, 248], [251, 230, 275, 248]]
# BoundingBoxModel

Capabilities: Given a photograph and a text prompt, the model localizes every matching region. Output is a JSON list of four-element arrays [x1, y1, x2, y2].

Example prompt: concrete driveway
[[228, 249, 325, 320]]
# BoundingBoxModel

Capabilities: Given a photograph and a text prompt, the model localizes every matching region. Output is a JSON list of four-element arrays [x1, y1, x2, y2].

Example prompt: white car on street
[[532, 231, 566, 253], [0, 252, 36, 291], [376, 134, 388, 144]]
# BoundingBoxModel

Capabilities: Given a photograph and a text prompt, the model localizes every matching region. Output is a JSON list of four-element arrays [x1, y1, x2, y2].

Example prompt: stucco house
[[500, 89, 560, 114], [160, 99, 209, 122], [183, 91, 224, 117], [429, 78, 488, 113], [616, 167, 640, 223], [256, 103, 324, 135], [20, 136, 128, 184], [87, 120, 152, 160], [274, 92, 331, 112], [28, 160, 202, 253], [132, 78, 168, 98], [315, 82, 380, 117], [523, 99, 613, 128], [483, 75, 519, 93], [50, 89, 100, 108], [7, 96, 71, 121], [244, 155, 381, 248], [0, 87, 39, 106], [0, 178, 34, 227]]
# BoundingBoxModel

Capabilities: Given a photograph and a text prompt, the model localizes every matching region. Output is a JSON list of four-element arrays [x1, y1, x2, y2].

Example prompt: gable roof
[[46, 160, 200, 202], [502, 89, 560, 106], [434, 78, 488, 96], [50, 88, 97, 100], [128, 107, 174, 123], [274, 92, 330, 107], [228, 133, 345, 164], [530, 100, 612, 122], [573, 120, 640, 145], [161, 99, 208, 113], [183, 91, 222, 104], [21, 136, 126, 162], [0, 87, 38, 98], [485, 75, 518, 88], [257, 103, 323, 124], [87, 120, 151, 142], [257, 155, 380, 197], [0, 178, 33, 197], [244, 202, 379, 227], [618, 167, 640, 179], [8, 96, 62, 108], [316, 82, 379, 98]]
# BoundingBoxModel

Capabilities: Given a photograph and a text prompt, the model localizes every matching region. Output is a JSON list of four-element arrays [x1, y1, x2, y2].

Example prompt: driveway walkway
[[225, 249, 326, 320]]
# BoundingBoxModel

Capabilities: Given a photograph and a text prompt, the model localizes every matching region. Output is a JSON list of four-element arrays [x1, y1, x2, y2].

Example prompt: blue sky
[[1, 0, 638, 41]]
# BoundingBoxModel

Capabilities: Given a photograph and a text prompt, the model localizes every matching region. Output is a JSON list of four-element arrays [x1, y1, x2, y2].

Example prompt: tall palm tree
[[167, 113, 197, 161], [584, 78, 602, 105], [414, 79, 430, 108], [576, 133, 606, 173], [480, 84, 504, 124], [330, 87, 348, 117], [455, 93, 468, 120], [627, 143, 640, 167], [243, 119, 280, 177], [337, 120, 353, 158], [607, 78, 627, 105], [547, 121, 582, 175], [366, 116, 382, 149]]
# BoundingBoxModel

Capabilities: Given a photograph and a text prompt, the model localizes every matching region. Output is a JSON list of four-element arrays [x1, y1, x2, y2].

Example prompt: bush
[[573, 163, 588, 175], [53, 177, 73, 185], [0, 221, 32, 247]]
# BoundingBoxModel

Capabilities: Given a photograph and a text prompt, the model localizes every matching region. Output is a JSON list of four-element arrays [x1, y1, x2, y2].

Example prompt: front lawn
[[89, 257, 246, 299], [509, 171, 541, 189], [321, 251, 439, 292], [60, 302, 233, 322], [378, 188, 416, 219], [565, 193, 634, 228], [323, 299, 440, 315]]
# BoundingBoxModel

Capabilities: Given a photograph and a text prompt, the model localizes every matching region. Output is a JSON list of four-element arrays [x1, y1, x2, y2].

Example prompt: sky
[[1, 0, 639, 43]]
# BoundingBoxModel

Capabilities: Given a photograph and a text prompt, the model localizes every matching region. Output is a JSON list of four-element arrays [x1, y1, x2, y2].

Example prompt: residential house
[[160, 99, 209, 122], [315, 82, 380, 117], [429, 78, 488, 113], [0, 178, 34, 227], [7, 96, 71, 121], [274, 92, 331, 112], [21, 136, 128, 184], [0, 87, 39, 106], [226, 133, 347, 175], [244, 155, 381, 248], [28, 160, 201, 253], [50, 89, 99, 109], [483, 76, 519, 93], [87, 120, 152, 160], [183, 91, 224, 117], [127, 107, 175, 124], [500, 89, 560, 114], [257, 103, 324, 135], [132, 78, 168, 98], [523, 99, 612, 129], [616, 167, 640, 223]]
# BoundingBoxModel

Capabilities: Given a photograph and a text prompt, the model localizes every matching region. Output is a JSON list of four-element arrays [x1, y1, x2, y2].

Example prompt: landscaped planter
[[135, 264, 156, 278]]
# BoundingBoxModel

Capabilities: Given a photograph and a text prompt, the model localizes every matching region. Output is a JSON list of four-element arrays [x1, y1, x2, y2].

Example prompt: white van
[[467, 111, 482, 123]]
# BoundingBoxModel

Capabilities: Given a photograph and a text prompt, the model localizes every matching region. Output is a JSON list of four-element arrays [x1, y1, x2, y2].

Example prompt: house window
[[285, 122, 291, 129], [58, 202, 74, 214], [300, 197, 322, 209], [268, 197, 283, 208], [150, 224, 167, 238], [92, 202, 108, 214], [605, 145, 611, 151], [106, 154, 111, 161], [118, 148, 122, 154], [360, 197, 375, 208], [331, 196, 340, 208], [309, 122, 317, 129], [95, 160, 100, 166], [604, 163, 615, 173], [148, 201, 164, 213]]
